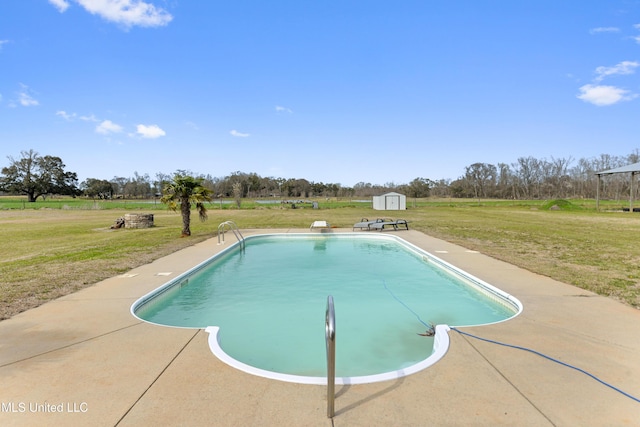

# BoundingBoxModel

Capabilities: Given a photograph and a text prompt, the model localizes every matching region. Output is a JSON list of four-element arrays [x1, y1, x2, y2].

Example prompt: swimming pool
[[132, 233, 521, 384]]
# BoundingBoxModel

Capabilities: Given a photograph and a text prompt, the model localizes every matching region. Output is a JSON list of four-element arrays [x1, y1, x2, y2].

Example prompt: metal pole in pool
[[325, 295, 336, 418]]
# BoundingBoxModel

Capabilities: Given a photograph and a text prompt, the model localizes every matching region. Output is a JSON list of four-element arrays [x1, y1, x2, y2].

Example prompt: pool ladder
[[326, 295, 336, 418], [217, 220, 245, 250]]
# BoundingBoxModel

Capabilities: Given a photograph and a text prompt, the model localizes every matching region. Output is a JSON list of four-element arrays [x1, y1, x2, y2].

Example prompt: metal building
[[372, 192, 406, 210]]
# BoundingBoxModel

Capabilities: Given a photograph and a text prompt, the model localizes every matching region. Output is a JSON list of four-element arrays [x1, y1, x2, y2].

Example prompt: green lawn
[[1, 196, 638, 320]]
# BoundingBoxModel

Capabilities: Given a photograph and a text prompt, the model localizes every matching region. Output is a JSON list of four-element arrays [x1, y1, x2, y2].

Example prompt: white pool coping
[[205, 324, 451, 385]]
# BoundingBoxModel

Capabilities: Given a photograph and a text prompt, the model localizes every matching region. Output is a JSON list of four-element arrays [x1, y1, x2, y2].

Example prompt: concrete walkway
[[1, 229, 639, 426]]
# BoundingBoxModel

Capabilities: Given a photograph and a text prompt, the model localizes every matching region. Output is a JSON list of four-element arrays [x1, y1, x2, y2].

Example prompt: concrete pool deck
[[1, 229, 639, 426]]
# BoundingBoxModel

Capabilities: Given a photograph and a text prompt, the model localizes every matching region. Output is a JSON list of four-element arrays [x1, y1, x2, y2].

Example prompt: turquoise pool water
[[133, 234, 519, 383]]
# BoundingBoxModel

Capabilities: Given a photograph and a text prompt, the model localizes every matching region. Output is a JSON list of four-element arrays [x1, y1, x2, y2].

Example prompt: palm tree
[[160, 174, 212, 236]]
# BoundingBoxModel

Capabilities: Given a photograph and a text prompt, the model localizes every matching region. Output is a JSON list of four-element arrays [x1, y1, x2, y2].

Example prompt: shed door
[[385, 195, 400, 210]]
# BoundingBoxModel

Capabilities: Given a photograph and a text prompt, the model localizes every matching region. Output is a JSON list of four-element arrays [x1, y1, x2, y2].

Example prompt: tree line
[[1, 149, 639, 202], [446, 152, 640, 200]]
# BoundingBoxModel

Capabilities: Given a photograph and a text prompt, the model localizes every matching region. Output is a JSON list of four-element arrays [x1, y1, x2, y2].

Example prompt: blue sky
[[1, 1, 639, 187]]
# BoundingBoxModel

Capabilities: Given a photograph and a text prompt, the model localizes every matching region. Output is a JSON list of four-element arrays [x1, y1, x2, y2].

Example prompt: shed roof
[[596, 161, 640, 176], [374, 192, 405, 197]]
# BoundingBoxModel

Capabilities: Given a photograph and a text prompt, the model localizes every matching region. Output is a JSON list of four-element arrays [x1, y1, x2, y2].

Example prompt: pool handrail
[[326, 295, 336, 418], [217, 220, 245, 250]]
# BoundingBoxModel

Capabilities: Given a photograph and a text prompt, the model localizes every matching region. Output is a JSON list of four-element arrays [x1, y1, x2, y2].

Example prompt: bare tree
[[512, 157, 543, 198], [232, 181, 243, 208], [464, 163, 497, 199]]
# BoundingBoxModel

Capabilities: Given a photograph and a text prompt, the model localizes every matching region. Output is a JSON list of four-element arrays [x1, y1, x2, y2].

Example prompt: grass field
[[1, 196, 638, 320]]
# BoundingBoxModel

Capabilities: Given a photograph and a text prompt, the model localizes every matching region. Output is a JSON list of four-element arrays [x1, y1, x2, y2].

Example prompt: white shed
[[372, 192, 406, 210]]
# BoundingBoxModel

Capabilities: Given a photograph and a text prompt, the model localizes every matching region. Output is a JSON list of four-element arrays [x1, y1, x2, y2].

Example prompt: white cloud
[[80, 113, 99, 122], [17, 84, 39, 107], [136, 124, 166, 138], [589, 27, 619, 35], [230, 129, 250, 137], [633, 24, 640, 44], [594, 60, 640, 81], [275, 105, 293, 114], [58, 110, 99, 122], [577, 84, 637, 106], [0, 40, 9, 50], [184, 120, 199, 130], [58, 111, 165, 139], [74, 0, 173, 28], [56, 110, 77, 120], [48, 0, 71, 12], [96, 119, 123, 134]]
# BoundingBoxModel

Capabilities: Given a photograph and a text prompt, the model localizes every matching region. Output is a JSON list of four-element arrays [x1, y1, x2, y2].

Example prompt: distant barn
[[372, 192, 406, 210]]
